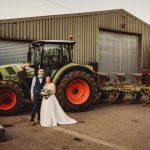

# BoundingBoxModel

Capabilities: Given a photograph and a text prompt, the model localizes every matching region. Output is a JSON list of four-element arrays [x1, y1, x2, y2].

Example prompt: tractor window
[[30, 46, 43, 64], [43, 44, 61, 66], [63, 45, 70, 64], [44, 44, 59, 50]]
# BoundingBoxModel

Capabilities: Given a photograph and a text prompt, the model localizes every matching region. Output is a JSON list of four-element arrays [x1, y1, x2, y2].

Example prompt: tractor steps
[[0, 125, 5, 138]]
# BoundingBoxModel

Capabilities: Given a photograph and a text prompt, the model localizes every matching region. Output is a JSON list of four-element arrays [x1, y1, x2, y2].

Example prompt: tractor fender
[[3, 75, 30, 98], [53, 63, 98, 86]]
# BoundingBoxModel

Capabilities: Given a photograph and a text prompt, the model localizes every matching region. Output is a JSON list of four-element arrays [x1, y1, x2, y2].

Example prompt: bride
[[40, 75, 77, 127]]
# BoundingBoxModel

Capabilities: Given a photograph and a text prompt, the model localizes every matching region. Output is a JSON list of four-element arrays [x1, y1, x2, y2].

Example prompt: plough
[[97, 72, 150, 104]]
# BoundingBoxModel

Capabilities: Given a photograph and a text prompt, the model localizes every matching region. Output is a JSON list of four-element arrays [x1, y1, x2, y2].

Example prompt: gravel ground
[[0, 102, 150, 150]]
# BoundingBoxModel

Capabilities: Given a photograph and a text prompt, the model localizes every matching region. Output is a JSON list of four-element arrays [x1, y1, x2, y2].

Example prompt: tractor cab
[[27, 40, 75, 75]]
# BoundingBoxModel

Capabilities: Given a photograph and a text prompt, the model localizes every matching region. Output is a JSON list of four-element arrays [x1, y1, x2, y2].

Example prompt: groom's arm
[[30, 76, 36, 101]]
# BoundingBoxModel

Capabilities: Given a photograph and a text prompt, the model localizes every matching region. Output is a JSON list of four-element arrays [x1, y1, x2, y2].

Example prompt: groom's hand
[[31, 96, 34, 101]]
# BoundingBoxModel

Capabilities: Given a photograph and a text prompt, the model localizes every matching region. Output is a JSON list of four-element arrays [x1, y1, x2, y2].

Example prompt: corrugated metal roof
[[0, 9, 149, 27]]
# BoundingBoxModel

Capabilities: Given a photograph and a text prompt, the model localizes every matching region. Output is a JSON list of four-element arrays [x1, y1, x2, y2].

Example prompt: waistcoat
[[33, 76, 45, 95]]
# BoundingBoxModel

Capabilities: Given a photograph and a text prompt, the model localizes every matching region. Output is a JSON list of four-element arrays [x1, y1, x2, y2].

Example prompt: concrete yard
[[0, 124, 5, 138], [0, 102, 150, 150]]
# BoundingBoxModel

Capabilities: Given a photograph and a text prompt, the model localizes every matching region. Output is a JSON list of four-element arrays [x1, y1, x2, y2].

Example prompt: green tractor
[[0, 40, 99, 115]]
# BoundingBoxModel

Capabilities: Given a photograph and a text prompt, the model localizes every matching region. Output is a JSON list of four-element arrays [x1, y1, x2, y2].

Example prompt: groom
[[30, 67, 45, 126]]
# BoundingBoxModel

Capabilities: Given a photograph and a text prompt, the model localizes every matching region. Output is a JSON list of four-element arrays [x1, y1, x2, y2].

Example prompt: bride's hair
[[45, 75, 51, 82]]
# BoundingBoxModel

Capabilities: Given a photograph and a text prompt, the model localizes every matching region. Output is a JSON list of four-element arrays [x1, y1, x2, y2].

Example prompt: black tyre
[[56, 70, 97, 111], [0, 81, 24, 115]]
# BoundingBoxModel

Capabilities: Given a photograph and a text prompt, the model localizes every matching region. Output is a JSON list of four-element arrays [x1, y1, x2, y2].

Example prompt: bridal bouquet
[[40, 88, 52, 99]]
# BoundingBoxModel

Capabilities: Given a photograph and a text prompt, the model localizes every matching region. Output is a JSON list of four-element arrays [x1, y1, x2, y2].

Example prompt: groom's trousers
[[31, 95, 42, 122]]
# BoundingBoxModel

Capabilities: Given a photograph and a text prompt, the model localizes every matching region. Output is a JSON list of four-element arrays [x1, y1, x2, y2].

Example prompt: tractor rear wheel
[[0, 81, 24, 115], [56, 71, 97, 111]]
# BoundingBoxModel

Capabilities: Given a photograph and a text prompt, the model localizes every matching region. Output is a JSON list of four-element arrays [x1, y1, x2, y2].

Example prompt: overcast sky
[[0, 0, 150, 24]]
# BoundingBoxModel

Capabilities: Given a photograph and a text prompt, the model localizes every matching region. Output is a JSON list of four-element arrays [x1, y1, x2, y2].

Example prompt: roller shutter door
[[0, 40, 29, 65], [99, 31, 139, 74]]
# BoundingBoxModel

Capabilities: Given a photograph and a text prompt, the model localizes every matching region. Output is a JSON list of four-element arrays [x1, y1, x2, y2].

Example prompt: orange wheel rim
[[0, 89, 17, 110], [66, 80, 90, 105]]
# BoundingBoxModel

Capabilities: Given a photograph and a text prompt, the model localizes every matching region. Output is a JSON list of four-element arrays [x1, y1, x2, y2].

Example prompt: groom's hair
[[38, 68, 44, 71], [38, 66, 44, 70], [38, 64, 44, 70], [38, 68, 44, 72]]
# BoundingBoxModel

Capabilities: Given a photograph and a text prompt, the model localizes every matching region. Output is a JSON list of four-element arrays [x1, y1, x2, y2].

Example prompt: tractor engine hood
[[17, 63, 34, 75], [0, 63, 34, 79]]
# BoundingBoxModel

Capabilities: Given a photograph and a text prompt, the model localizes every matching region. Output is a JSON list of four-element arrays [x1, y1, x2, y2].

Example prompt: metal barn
[[0, 9, 150, 74]]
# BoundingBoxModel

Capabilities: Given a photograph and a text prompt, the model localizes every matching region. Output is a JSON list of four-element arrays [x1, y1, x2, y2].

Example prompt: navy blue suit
[[31, 76, 45, 122]]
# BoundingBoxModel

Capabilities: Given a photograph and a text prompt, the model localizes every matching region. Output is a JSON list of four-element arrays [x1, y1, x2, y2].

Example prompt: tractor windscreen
[[43, 44, 61, 65], [43, 43, 71, 66]]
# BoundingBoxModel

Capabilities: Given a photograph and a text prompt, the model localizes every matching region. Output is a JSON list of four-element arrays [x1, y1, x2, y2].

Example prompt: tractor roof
[[31, 40, 76, 47]]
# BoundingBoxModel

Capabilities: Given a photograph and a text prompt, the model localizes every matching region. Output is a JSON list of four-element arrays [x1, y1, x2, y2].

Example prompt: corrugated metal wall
[[0, 9, 150, 68], [0, 40, 29, 65]]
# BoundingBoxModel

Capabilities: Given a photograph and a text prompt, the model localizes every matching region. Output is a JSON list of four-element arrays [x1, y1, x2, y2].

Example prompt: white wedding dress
[[40, 83, 77, 127]]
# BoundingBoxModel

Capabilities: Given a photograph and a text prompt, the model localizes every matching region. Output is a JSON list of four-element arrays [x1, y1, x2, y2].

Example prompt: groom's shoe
[[30, 121, 36, 126], [37, 120, 40, 124]]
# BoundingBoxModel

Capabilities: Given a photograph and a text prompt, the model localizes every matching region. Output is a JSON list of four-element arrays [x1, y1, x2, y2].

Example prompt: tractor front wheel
[[56, 71, 97, 111], [0, 81, 24, 115]]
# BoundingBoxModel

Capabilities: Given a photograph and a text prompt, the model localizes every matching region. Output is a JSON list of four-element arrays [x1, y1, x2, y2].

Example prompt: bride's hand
[[31, 96, 34, 101]]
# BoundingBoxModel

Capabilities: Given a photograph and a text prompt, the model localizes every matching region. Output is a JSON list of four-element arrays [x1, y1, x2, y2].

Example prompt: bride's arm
[[51, 83, 56, 95]]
